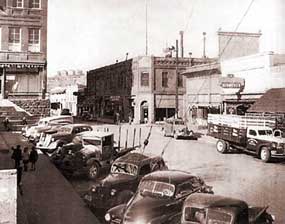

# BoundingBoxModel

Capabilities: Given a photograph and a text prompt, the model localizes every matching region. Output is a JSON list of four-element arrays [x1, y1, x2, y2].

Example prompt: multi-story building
[[0, 0, 48, 114], [84, 55, 209, 124]]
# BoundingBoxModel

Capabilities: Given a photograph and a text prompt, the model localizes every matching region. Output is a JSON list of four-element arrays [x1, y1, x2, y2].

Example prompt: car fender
[[257, 143, 271, 155], [148, 211, 181, 224], [86, 158, 101, 167]]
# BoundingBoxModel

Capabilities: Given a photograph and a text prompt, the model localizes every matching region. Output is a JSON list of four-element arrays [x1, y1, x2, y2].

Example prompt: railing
[[0, 51, 45, 62]]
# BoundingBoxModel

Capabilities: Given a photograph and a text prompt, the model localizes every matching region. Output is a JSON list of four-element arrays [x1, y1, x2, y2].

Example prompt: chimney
[[179, 31, 184, 58]]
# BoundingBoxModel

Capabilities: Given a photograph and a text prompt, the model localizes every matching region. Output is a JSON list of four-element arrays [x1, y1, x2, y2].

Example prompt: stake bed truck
[[208, 114, 285, 162]]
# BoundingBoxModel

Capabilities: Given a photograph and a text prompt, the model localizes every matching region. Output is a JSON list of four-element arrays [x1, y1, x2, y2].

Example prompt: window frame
[[14, 0, 24, 8], [162, 71, 168, 88], [140, 72, 149, 87], [28, 28, 41, 52], [29, 0, 41, 9], [9, 27, 21, 44]]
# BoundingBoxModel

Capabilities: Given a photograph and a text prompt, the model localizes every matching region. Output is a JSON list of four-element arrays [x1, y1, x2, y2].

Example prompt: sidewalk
[[0, 132, 100, 224]]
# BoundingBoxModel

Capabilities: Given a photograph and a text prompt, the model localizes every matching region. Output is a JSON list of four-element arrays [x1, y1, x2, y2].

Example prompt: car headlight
[[110, 189, 117, 196], [51, 138, 55, 142], [91, 186, 96, 192], [105, 213, 111, 222], [271, 142, 277, 148]]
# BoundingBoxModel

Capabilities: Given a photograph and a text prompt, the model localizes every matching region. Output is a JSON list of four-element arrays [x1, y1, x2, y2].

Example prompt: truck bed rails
[[208, 123, 247, 145]]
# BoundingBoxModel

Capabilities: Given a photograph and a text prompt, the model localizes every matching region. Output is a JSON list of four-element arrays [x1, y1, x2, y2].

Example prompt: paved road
[[69, 124, 285, 223]]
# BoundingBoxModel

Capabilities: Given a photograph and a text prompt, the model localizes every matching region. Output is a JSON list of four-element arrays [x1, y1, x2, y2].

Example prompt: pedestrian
[[17, 166, 23, 195], [2, 117, 10, 131], [116, 112, 120, 125], [23, 147, 30, 171], [11, 145, 22, 169], [29, 146, 38, 171]]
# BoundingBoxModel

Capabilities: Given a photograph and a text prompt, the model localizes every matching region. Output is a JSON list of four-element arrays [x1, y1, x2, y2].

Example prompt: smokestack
[[179, 31, 184, 58]]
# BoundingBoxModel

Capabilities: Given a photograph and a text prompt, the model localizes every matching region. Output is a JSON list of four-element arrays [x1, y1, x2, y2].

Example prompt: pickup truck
[[208, 114, 285, 162]]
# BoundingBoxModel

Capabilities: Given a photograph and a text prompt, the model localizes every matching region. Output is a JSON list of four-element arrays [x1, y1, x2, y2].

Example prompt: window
[[162, 71, 168, 87], [178, 73, 183, 87], [8, 27, 21, 51], [13, 0, 23, 8], [141, 72, 149, 87], [249, 130, 257, 136], [28, 28, 40, 52], [29, 0, 41, 8]]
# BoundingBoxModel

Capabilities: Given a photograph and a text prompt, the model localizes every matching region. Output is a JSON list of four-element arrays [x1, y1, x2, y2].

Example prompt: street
[[68, 123, 285, 223]]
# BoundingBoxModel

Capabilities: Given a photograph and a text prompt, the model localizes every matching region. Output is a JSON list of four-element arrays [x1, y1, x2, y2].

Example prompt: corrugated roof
[[248, 88, 285, 113]]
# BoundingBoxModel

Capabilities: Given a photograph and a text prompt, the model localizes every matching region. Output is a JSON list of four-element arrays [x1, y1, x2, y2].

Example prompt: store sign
[[219, 75, 245, 95]]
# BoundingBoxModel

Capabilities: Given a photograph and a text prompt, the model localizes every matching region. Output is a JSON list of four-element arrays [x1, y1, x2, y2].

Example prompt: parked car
[[58, 131, 138, 180], [84, 152, 168, 210], [163, 118, 197, 140], [36, 123, 92, 153], [105, 170, 213, 224], [181, 193, 275, 224], [22, 115, 73, 142]]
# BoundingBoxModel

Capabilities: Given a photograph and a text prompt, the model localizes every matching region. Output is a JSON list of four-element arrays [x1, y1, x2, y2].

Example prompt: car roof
[[81, 130, 113, 138], [114, 152, 162, 165], [247, 126, 272, 130], [142, 170, 197, 185], [60, 123, 92, 128], [184, 193, 248, 210]]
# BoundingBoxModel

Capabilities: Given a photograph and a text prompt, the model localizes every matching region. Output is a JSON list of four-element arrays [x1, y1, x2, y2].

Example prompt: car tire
[[260, 147, 271, 163], [88, 162, 100, 180], [216, 139, 228, 154], [116, 190, 134, 205]]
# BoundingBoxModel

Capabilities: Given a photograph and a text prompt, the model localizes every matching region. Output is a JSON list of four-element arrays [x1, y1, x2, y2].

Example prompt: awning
[[248, 88, 285, 113]]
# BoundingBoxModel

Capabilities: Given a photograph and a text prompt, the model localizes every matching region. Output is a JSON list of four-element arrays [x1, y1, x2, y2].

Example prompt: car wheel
[[88, 162, 100, 180], [260, 147, 271, 163], [216, 139, 228, 153]]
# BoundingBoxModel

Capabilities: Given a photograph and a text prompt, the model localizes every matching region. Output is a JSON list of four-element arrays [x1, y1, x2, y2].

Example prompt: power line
[[184, 0, 197, 33]]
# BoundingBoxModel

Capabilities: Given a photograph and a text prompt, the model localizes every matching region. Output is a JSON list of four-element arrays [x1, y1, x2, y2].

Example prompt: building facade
[[0, 0, 47, 102], [84, 56, 210, 124]]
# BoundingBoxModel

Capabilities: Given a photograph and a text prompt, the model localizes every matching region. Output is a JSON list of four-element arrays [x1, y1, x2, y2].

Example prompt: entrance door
[[140, 101, 148, 123]]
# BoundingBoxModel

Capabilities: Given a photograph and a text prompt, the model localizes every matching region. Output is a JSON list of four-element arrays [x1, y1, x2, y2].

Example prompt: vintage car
[[105, 170, 213, 224], [57, 131, 138, 179], [84, 152, 168, 210], [36, 123, 92, 153], [22, 115, 73, 142], [163, 118, 197, 140], [181, 193, 275, 224]]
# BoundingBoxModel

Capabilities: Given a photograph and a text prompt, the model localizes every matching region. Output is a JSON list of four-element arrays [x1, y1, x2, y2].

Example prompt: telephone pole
[[175, 39, 179, 118]]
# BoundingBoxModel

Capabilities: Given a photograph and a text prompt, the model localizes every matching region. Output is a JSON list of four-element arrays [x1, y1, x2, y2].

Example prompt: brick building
[[84, 55, 209, 124], [0, 0, 48, 116]]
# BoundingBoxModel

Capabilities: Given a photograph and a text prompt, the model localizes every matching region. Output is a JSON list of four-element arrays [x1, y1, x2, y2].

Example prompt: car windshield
[[111, 162, 138, 176], [58, 127, 72, 133], [258, 130, 273, 136], [83, 138, 101, 146], [184, 207, 232, 224], [139, 180, 175, 199]]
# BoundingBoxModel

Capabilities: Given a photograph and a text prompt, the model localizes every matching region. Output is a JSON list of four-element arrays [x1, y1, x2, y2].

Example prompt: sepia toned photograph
[[0, 0, 284, 223]]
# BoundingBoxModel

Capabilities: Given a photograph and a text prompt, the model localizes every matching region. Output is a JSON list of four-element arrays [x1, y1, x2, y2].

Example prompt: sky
[[47, 0, 285, 76]]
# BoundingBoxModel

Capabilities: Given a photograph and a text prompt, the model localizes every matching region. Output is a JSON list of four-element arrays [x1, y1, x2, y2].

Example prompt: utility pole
[[175, 39, 179, 118]]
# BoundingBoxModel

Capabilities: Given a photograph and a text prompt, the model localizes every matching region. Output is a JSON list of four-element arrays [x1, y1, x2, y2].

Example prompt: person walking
[[11, 145, 22, 169], [2, 117, 10, 131], [23, 147, 30, 171], [17, 166, 23, 195], [29, 146, 38, 171]]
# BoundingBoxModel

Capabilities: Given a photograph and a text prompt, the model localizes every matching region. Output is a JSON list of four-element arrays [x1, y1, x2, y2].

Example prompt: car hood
[[51, 132, 70, 139], [101, 173, 136, 187], [123, 194, 175, 223], [80, 145, 101, 156]]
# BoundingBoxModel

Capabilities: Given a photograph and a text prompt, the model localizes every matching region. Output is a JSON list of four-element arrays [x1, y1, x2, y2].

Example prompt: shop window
[[28, 28, 40, 52], [29, 0, 41, 9], [162, 71, 168, 87], [8, 27, 21, 51], [0, 0, 6, 10], [141, 72, 149, 87], [13, 0, 23, 8]]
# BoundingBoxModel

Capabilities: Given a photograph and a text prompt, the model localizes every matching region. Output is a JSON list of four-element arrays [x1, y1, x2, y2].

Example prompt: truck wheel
[[216, 140, 228, 153], [260, 147, 271, 163], [88, 162, 100, 180]]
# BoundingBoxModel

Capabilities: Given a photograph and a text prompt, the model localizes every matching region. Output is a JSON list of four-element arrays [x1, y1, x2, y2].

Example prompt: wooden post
[[133, 128, 136, 148], [125, 129, 128, 149], [118, 125, 121, 150]]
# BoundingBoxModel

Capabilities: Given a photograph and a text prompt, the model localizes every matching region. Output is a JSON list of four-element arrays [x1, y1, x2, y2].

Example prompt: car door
[[246, 129, 258, 152]]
